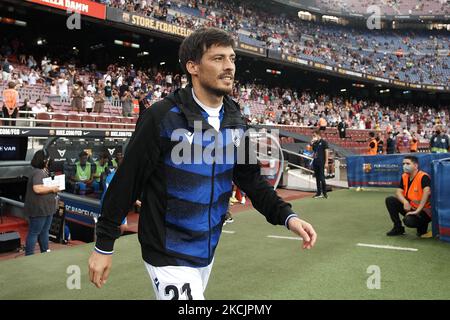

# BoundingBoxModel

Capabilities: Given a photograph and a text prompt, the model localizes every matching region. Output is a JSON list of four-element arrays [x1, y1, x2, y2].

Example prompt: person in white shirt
[[32, 99, 47, 116], [41, 57, 49, 68], [165, 73, 173, 87], [20, 71, 29, 84], [50, 80, 58, 96], [57, 74, 69, 98], [153, 86, 162, 99], [28, 71, 39, 85], [103, 72, 112, 84], [87, 82, 96, 94], [116, 74, 123, 87], [84, 91, 95, 114], [359, 119, 365, 130]]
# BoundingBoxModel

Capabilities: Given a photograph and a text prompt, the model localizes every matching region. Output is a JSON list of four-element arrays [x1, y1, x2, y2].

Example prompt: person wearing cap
[[430, 125, 450, 153]]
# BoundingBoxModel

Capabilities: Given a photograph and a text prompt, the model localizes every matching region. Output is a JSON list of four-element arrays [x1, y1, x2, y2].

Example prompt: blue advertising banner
[[59, 193, 101, 228], [431, 158, 450, 243], [347, 153, 450, 188]]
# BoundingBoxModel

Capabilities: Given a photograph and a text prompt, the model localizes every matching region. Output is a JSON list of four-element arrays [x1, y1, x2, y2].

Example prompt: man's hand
[[403, 201, 412, 212], [288, 217, 317, 250], [406, 210, 419, 216], [88, 251, 112, 288]]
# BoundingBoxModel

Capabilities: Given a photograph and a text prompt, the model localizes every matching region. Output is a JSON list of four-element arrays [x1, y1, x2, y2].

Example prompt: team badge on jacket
[[231, 129, 242, 147]]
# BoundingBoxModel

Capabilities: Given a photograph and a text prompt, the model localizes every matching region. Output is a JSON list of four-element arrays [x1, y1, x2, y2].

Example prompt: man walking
[[88, 28, 317, 300]]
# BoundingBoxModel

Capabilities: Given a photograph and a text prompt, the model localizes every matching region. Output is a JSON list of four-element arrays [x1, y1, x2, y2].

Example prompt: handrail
[[0, 161, 30, 167], [281, 148, 313, 161], [287, 162, 314, 173], [279, 148, 315, 174], [0, 117, 136, 129], [0, 197, 25, 209]]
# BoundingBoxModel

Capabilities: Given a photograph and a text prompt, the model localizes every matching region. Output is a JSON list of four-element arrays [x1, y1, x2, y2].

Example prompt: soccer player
[[88, 27, 317, 300]]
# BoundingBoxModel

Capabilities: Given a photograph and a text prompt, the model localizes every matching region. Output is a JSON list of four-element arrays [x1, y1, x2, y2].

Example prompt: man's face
[[116, 153, 123, 165], [402, 159, 417, 174], [189, 45, 236, 96], [80, 155, 87, 165]]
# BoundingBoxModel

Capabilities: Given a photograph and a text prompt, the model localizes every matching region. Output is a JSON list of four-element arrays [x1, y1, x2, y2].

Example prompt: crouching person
[[385, 156, 432, 237]]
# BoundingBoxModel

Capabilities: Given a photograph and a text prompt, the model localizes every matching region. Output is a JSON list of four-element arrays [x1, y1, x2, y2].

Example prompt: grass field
[[1, 189, 449, 300]]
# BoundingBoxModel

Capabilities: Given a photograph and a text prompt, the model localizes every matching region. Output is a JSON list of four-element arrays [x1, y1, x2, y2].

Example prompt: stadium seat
[[51, 113, 67, 128], [96, 116, 111, 129], [120, 117, 135, 129], [82, 115, 97, 128], [35, 112, 51, 127], [67, 114, 82, 128], [111, 117, 124, 129]]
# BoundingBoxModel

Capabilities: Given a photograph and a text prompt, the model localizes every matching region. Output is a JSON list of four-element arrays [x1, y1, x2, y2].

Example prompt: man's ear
[[186, 61, 199, 79]]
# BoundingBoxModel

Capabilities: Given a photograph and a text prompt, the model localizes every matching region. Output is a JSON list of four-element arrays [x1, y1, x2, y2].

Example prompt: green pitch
[[1, 189, 449, 300]]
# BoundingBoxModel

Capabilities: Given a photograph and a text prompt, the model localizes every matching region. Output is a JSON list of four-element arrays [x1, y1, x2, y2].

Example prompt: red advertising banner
[[27, 0, 106, 20]]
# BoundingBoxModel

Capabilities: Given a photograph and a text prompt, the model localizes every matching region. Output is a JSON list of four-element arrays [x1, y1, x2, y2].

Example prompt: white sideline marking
[[356, 243, 418, 252], [222, 230, 236, 234], [267, 235, 303, 241]]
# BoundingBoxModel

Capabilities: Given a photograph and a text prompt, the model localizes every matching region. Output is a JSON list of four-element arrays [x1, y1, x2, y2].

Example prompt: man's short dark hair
[[404, 155, 419, 165], [369, 132, 375, 138], [178, 27, 234, 83], [8, 81, 16, 89], [79, 151, 88, 158], [100, 152, 110, 160], [30, 150, 48, 169]]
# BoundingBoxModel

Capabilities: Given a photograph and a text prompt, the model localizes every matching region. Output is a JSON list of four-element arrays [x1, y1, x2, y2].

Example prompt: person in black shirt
[[19, 98, 32, 118], [138, 90, 149, 116], [376, 134, 384, 154], [337, 119, 346, 139], [104, 81, 112, 102], [119, 82, 129, 98], [311, 129, 329, 198], [386, 132, 398, 154]]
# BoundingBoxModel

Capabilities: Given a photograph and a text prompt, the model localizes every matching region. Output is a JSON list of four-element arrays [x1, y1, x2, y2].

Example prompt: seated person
[[111, 151, 123, 169], [69, 151, 94, 195], [385, 156, 432, 237], [92, 152, 110, 194]]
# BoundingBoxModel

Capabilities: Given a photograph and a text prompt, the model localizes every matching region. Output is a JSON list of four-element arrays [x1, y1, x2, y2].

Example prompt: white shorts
[[144, 260, 213, 300]]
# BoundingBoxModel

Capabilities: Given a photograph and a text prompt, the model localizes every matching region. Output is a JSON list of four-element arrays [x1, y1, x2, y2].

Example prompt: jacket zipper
[[207, 124, 242, 264], [208, 160, 215, 264]]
